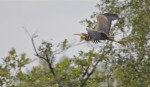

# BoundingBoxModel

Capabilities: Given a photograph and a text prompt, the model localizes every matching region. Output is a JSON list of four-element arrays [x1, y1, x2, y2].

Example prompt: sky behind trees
[[0, 0, 99, 58], [1, 0, 150, 86]]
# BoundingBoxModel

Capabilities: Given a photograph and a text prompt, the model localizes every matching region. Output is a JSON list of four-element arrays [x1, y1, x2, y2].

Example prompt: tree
[[16, 42, 109, 87], [94, 0, 150, 86], [17, 31, 109, 87], [1, 0, 150, 87], [0, 48, 30, 87]]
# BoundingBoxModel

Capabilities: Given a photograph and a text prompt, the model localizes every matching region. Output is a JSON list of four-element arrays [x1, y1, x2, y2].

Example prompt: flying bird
[[74, 13, 124, 45]]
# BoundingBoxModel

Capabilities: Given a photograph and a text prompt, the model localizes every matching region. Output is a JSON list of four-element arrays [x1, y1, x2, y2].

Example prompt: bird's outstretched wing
[[96, 13, 119, 35]]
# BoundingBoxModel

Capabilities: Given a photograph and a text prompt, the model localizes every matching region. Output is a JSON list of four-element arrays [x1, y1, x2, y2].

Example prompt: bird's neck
[[85, 35, 90, 41]]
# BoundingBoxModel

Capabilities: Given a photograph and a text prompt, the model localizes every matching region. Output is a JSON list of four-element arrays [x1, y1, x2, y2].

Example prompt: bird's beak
[[73, 33, 82, 36]]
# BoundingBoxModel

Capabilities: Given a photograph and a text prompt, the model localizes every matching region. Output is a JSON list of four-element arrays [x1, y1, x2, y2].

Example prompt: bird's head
[[73, 33, 89, 41]]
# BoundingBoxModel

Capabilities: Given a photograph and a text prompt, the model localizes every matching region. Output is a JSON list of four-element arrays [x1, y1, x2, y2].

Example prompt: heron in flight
[[74, 13, 124, 45]]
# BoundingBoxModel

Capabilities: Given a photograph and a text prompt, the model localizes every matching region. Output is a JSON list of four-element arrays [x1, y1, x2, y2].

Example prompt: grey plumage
[[86, 13, 119, 43]]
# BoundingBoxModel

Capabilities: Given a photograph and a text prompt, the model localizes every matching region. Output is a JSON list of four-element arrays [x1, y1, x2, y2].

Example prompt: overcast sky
[[0, 0, 100, 59]]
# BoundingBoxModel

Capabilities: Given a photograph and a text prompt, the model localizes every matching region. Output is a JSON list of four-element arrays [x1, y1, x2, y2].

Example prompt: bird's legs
[[108, 36, 124, 45], [113, 40, 124, 45]]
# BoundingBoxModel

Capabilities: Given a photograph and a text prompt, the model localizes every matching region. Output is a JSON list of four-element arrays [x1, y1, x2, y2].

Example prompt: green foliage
[[0, 48, 30, 87], [17, 66, 53, 87], [95, 0, 150, 86], [60, 39, 68, 50], [38, 41, 53, 57], [1, 0, 150, 87]]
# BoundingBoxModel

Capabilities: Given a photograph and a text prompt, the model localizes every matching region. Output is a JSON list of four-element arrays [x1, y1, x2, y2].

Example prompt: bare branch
[[23, 26, 32, 39], [45, 55, 56, 77], [80, 58, 100, 87], [23, 27, 46, 60], [24, 27, 63, 87], [81, 64, 91, 78]]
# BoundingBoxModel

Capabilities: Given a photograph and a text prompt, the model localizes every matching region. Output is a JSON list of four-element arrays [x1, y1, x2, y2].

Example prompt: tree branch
[[24, 28, 63, 87], [80, 58, 100, 87], [45, 54, 56, 77], [81, 65, 90, 78]]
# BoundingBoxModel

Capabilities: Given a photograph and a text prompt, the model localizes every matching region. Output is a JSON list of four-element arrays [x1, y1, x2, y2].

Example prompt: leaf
[[9, 48, 16, 55]]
